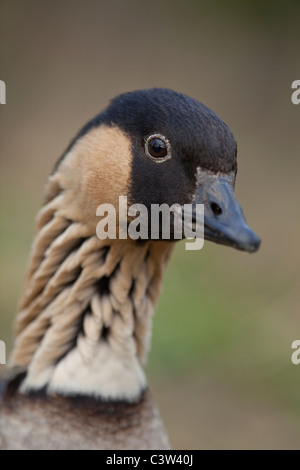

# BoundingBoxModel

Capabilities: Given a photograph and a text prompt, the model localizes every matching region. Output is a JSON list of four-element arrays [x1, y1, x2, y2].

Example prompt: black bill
[[193, 174, 261, 253]]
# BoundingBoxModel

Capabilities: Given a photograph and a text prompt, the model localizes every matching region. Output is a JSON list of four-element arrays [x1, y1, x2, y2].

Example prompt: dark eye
[[148, 138, 167, 157], [145, 134, 171, 162]]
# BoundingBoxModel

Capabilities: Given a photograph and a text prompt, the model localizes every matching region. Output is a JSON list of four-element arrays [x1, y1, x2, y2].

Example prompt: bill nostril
[[210, 202, 222, 216]]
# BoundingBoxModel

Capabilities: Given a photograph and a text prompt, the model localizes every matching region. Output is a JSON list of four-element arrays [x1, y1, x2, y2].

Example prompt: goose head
[[55, 88, 260, 250]]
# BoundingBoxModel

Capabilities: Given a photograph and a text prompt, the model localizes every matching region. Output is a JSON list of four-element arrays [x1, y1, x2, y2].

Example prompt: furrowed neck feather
[[10, 176, 174, 402]]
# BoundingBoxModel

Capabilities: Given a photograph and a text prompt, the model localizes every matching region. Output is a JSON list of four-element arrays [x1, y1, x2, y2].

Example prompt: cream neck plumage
[[9, 127, 174, 402]]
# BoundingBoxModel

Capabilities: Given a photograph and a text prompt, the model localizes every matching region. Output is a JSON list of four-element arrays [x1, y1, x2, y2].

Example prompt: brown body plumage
[[0, 379, 170, 450]]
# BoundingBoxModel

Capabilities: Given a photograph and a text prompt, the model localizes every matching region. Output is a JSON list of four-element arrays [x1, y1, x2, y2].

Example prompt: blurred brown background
[[0, 0, 300, 449]]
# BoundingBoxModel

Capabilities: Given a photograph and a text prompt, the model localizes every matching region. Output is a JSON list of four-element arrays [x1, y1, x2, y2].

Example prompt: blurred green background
[[0, 0, 300, 449]]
